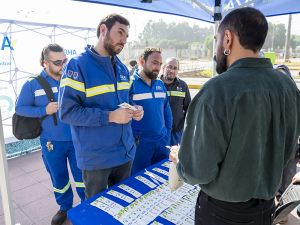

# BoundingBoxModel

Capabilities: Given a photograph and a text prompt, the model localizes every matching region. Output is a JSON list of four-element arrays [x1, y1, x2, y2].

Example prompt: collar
[[85, 45, 114, 64], [40, 70, 49, 78], [228, 57, 273, 71]]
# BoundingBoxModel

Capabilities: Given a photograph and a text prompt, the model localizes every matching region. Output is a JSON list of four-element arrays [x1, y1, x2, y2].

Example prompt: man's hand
[[132, 105, 144, 121], [109, 108, 133, 124], [169, 145, 180, 164], [292, 172, 300, 184], [46, 102, 58, 115]]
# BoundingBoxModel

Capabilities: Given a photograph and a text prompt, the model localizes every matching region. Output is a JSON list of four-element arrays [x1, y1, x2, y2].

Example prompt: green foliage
[[291, 35, 300, 49], [263, 22, 286, 50], [204, 35, 214, 57], [138, 19, 213, 50]]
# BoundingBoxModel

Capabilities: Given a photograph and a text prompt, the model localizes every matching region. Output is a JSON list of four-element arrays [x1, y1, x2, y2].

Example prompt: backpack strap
[[35, 76, 58, 126]]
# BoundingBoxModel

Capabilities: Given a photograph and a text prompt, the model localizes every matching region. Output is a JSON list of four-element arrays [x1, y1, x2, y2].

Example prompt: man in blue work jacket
[[59, 14, 143, 199], [16, 44, 85, 225], [161, 57, 191, 145], [130, 48, 172, 175]]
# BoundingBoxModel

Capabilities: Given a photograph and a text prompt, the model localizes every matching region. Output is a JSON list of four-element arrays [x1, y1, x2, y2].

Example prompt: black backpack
[[12, 76, 57, 140]]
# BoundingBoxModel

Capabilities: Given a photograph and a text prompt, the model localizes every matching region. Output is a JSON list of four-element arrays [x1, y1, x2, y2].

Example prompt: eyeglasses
[[47, 58, 68, 66], [166, 65, 178, 71]]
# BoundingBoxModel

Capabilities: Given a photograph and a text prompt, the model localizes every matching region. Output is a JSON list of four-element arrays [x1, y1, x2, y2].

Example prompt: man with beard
[[58, 14, 144, 199], [16, 43, 85, 225], [169, 7, 300, 225], [130, 48, 172, 175], [161, 57, 191, 145]]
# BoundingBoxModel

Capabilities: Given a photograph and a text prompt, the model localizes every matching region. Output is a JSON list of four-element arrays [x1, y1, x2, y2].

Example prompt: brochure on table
[[68, 160, 200, 225]]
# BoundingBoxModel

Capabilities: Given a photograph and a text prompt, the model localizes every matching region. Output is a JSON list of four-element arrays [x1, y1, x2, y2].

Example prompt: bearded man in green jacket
[[170, 7, 300, 225]]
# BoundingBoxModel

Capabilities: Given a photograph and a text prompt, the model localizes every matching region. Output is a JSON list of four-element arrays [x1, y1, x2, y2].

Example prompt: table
[[68, 160, 199, 225]]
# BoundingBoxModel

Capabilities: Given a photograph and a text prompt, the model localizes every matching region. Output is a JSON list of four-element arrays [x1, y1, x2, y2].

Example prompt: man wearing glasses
[[161, 57, 191, 145], [15, 43, 85, 225]]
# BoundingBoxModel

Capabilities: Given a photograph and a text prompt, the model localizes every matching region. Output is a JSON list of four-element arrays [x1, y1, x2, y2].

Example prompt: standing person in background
[[58, 14, 143, 200], [130, 48, 172, 175], [16, 43, 85, 225], [129, 59, 138, 76], [275, 65, 300, 197], [170, 7, 300, 225], [161, 57, 191, 145]]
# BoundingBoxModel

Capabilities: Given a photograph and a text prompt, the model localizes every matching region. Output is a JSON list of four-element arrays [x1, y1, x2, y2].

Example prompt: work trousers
[[195, 191, 275, 225], [170, 130, 183, 146], [131, 135, 169, 175], [40, 138, 85, 211], [82, 160, 132, 199]]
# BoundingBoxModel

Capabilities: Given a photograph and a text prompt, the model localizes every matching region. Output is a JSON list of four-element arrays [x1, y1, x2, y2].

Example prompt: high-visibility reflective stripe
[[53, 181, 71, 194], [132, 93, 153, 101], [74, 182, 85, 188], [35, 87, 58, 97], [86, 84, 115, 97], [129, 76, 134, 86], [117, 82, 130, 90], [60, 78, 85, 93], [154, 92, 166, 98], [169, 91, 186, 97]]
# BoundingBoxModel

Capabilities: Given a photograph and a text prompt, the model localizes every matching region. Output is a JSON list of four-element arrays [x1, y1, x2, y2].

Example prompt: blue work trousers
[[170, 130, 183, 146], [131, 135, 169, 175], [40, 138, 85, 211]]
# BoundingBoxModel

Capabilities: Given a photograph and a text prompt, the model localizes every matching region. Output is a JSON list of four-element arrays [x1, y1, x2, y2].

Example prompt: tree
[[263, 22, 286, 51], [138, 19, 213, 51], [204, 35, 213, 57]]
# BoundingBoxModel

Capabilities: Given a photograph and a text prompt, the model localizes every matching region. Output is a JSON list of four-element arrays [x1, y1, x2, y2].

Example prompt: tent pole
[[284, 14, 292, 62], [212, 0, 222, 77], [0, 108, 15, 225], [212, 21, 219, 76]]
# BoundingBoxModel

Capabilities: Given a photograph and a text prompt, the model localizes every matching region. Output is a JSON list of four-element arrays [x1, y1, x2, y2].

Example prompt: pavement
[[0, 151, 75, 225], [0, 151, 299, 225]]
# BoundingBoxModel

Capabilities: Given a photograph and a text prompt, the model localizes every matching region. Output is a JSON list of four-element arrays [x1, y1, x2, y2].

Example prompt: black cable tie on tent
[[214, 0, 222, 21], [141, 0, 152, 3]]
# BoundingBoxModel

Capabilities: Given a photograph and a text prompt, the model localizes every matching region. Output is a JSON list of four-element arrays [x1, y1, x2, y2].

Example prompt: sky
[[2, 0, 299, 42]]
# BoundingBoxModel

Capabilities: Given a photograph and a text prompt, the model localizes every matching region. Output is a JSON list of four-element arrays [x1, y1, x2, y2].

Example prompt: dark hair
[[129, 59, 137, 67], [140, 47, 162, 62], [218, 7, 268, 52], [97, 14, 130, 38], [40, 43, 64, 67]]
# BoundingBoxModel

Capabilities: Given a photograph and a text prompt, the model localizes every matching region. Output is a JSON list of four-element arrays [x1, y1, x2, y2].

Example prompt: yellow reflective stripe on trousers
[[74, 182, 85, 188], [60, 78, 85, 93], [117, 82, 130, 90], [53, 181, 71, 194], [86, 84, 115, 97], [169, 91, 186, 97]]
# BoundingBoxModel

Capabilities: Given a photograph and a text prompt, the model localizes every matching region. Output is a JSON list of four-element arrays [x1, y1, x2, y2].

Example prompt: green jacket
[[177, 57, 300, 202]]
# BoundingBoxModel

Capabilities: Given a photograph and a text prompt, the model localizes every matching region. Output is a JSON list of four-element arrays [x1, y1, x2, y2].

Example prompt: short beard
[[48, 67, 62, 78], [214, 49, 227, 74], [144, 70, 158, 80], [103, 32, 122, 56], [165, 75, 174, 82]]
